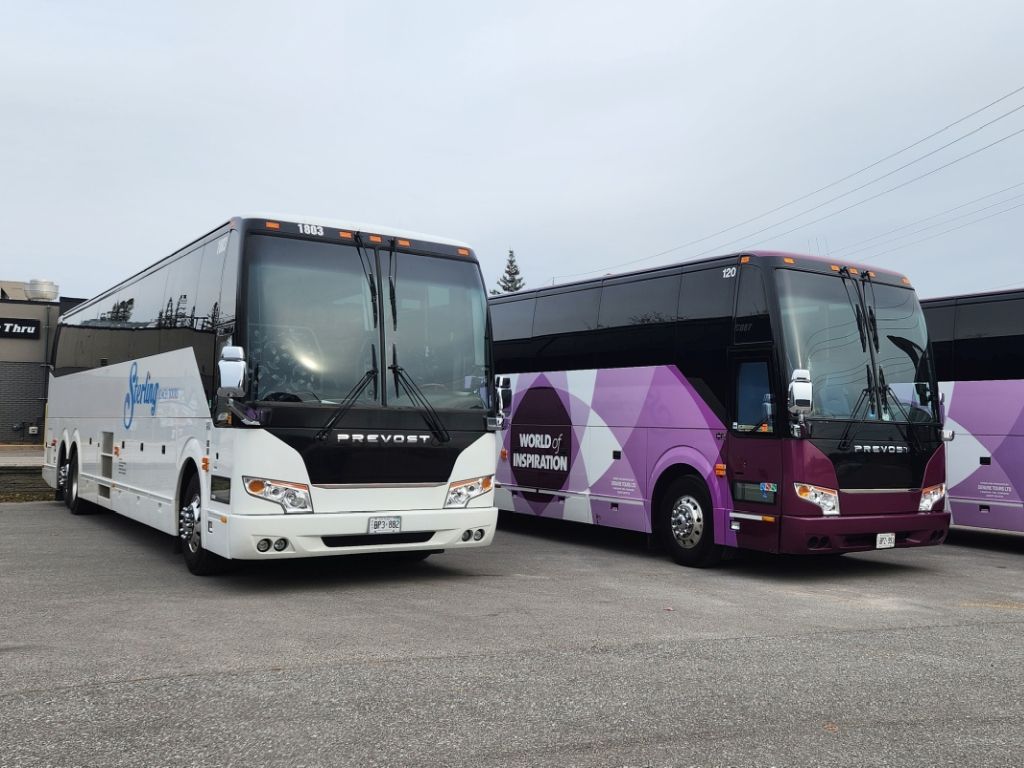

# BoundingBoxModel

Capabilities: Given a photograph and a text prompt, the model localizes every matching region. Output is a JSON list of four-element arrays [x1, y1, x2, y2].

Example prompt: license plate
[[368, 516, 401, 534], [876, 532, 896, 549]]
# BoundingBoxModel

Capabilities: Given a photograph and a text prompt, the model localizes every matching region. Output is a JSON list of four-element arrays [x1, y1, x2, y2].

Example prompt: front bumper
[[209, 505, 498, 560], [779, 511, 950, 554]]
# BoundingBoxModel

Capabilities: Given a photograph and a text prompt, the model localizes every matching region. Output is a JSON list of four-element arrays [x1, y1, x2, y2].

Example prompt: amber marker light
[[500, 448, 508, 461], [848, 267, 859, 275], [246, 479, 267, 494], [783, 257, 796, 264], [265, 221, 280, 230], [901, 277, 911, 285], [339, 230, 353, 239], [398, 239, 411, 247], [830, 265, 841, 272], [867, 271, 877, 278], [714, 463, 727, 477], [740, 256, 750, 264], [457, 248, 470, 256], [369, 234, 383, 243]]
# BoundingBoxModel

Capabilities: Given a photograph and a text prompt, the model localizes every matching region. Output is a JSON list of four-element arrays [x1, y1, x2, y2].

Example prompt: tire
[[65, 452, 91, 515], [179, 473, 227, 576], [654, 475, 722, 568]]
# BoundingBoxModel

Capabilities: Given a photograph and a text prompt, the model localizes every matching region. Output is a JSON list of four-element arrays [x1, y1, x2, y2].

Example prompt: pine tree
[[493, 249, 525, 295]]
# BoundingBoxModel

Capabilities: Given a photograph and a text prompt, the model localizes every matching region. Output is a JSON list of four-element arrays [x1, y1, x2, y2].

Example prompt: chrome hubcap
[[670, 495, 704, 549], [179, 495, 202, 554]]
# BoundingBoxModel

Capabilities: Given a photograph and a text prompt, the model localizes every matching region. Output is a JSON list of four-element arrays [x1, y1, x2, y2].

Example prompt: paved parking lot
[[1, 501, 1022, 768]]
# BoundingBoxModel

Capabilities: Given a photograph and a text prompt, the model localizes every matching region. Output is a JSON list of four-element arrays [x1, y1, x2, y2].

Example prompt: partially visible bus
[[923, 289, 1024, 534], [43, 215, 498, 574], [491, 251, 950, 566]]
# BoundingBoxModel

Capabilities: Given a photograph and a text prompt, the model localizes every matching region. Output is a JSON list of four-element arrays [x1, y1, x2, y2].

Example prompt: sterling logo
[[853, 444, 909, 454], [336, 433, 432, 445]]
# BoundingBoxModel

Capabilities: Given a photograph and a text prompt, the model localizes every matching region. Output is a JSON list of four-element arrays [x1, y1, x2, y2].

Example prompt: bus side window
[[677, 267, 736, 423], [734, 360, 773, 433], [734, 266, 771, 344]]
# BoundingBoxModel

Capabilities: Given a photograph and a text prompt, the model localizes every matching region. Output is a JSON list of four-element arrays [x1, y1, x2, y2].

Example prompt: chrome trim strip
[[500, 484, 644, 506], [730, 512, 772, 522], [841, 488, 918, 494], [80, 472, 174, 503], [313, 482, 443, 490], [949, 496, 1023, 509]]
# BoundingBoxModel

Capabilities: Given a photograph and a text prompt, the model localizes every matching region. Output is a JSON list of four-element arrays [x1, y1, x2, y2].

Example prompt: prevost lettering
[[0, 318, 40, 339], [853, 444, 909, 454], [336, 433, 432, 444]]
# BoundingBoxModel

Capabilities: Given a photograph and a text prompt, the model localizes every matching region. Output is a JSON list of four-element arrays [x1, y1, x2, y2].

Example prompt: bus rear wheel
[[179, 473, 227, 576], [65, 452, 90, 515], [655, 475, 722, 568]]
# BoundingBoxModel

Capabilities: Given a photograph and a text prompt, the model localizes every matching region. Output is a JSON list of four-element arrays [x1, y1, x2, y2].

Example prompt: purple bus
[[923, 289, 1024, 534], [490, 251, 951, 566]]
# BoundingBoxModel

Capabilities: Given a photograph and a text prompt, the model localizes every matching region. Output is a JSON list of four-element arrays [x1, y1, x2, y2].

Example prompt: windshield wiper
[[840, 274, 868, 353], [355, 235, 379, 329], [389, 345, 450, 444], [314, 344, 378, 441], [877, 366, 923, 453], [837, 364, 878, 451], [387, 239, 398, 331]]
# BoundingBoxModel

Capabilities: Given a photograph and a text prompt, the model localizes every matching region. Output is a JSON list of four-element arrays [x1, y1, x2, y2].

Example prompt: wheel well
[[177, 460, 199, 511], [651, 464, 704, 524]]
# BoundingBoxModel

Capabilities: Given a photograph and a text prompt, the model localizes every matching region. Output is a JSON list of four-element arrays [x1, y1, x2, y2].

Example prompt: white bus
[[43, 215, 498, 574]]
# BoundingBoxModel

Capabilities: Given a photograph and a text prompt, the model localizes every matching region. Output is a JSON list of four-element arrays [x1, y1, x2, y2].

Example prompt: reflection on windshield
[[245, 235, 490, 410], [777, 269, 937, 423], [385, 252, 489, 410], [247, 236, 378, 402]]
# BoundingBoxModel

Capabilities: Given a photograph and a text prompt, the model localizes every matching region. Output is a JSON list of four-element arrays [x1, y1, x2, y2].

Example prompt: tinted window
[[492, 299, 536, 341], [734, 266, 771, 343], [219, 231, 239, 326], [735, 360, 773, 433], [162, 248, 202, 330], [196, 236, 228, 329], [533, 287, 601, 336], [955, 299, 1024, 339], [923, 303, 955, 381], [598, 275, 679, 328], [679, 267, 736, 321], [953, 297, 1024, 381], [675, 267, 736, 421]]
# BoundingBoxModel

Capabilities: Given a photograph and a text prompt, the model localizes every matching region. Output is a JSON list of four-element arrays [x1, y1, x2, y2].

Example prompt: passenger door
[[726, 355, 784, 552]]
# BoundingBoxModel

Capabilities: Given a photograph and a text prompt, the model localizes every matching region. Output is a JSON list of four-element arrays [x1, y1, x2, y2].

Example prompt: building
[[0, 280, 84, 443]]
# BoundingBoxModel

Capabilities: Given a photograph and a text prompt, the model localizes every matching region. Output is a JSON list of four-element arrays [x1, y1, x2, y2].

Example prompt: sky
[[2, 0, 1023, 301]]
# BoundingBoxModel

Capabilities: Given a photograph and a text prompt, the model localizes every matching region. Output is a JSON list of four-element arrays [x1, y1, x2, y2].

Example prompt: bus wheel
[[179, 474, 226, 576], [655, 475, 722, 568], [65, 452, 90, 515]]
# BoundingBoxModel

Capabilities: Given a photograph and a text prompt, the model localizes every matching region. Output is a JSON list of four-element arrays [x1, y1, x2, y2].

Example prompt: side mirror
[[218, 345, 248, 398], [496, 376, 512, 413], [788, 369, 812, 416]]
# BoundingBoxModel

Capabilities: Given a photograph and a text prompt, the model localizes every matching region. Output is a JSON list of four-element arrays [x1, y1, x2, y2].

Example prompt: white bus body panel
[[44, 348, 497, 559]]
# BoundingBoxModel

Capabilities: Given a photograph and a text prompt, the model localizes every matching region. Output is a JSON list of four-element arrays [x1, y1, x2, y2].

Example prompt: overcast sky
[[2, 1, 1022, 301]]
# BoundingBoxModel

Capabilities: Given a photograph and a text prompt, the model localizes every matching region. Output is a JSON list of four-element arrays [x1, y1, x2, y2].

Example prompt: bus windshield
[[777, 269, 938, 423], [246, 235, 489, 409]]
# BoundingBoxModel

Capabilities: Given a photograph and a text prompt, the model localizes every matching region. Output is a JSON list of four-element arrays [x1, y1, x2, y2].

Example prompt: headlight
[[243, 477, 314, 513], [445, 476, 493, 508], [794, 483, 840, 516], [919, 483, 946, 512]]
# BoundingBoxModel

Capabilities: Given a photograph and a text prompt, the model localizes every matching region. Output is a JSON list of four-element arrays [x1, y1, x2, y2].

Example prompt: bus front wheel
[[179, 473, 227, 576], [655, 475, 722, 568]]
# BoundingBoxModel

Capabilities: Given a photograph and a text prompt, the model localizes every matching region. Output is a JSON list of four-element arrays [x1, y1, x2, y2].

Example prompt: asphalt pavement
[[1, 502, 1022, 768]]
